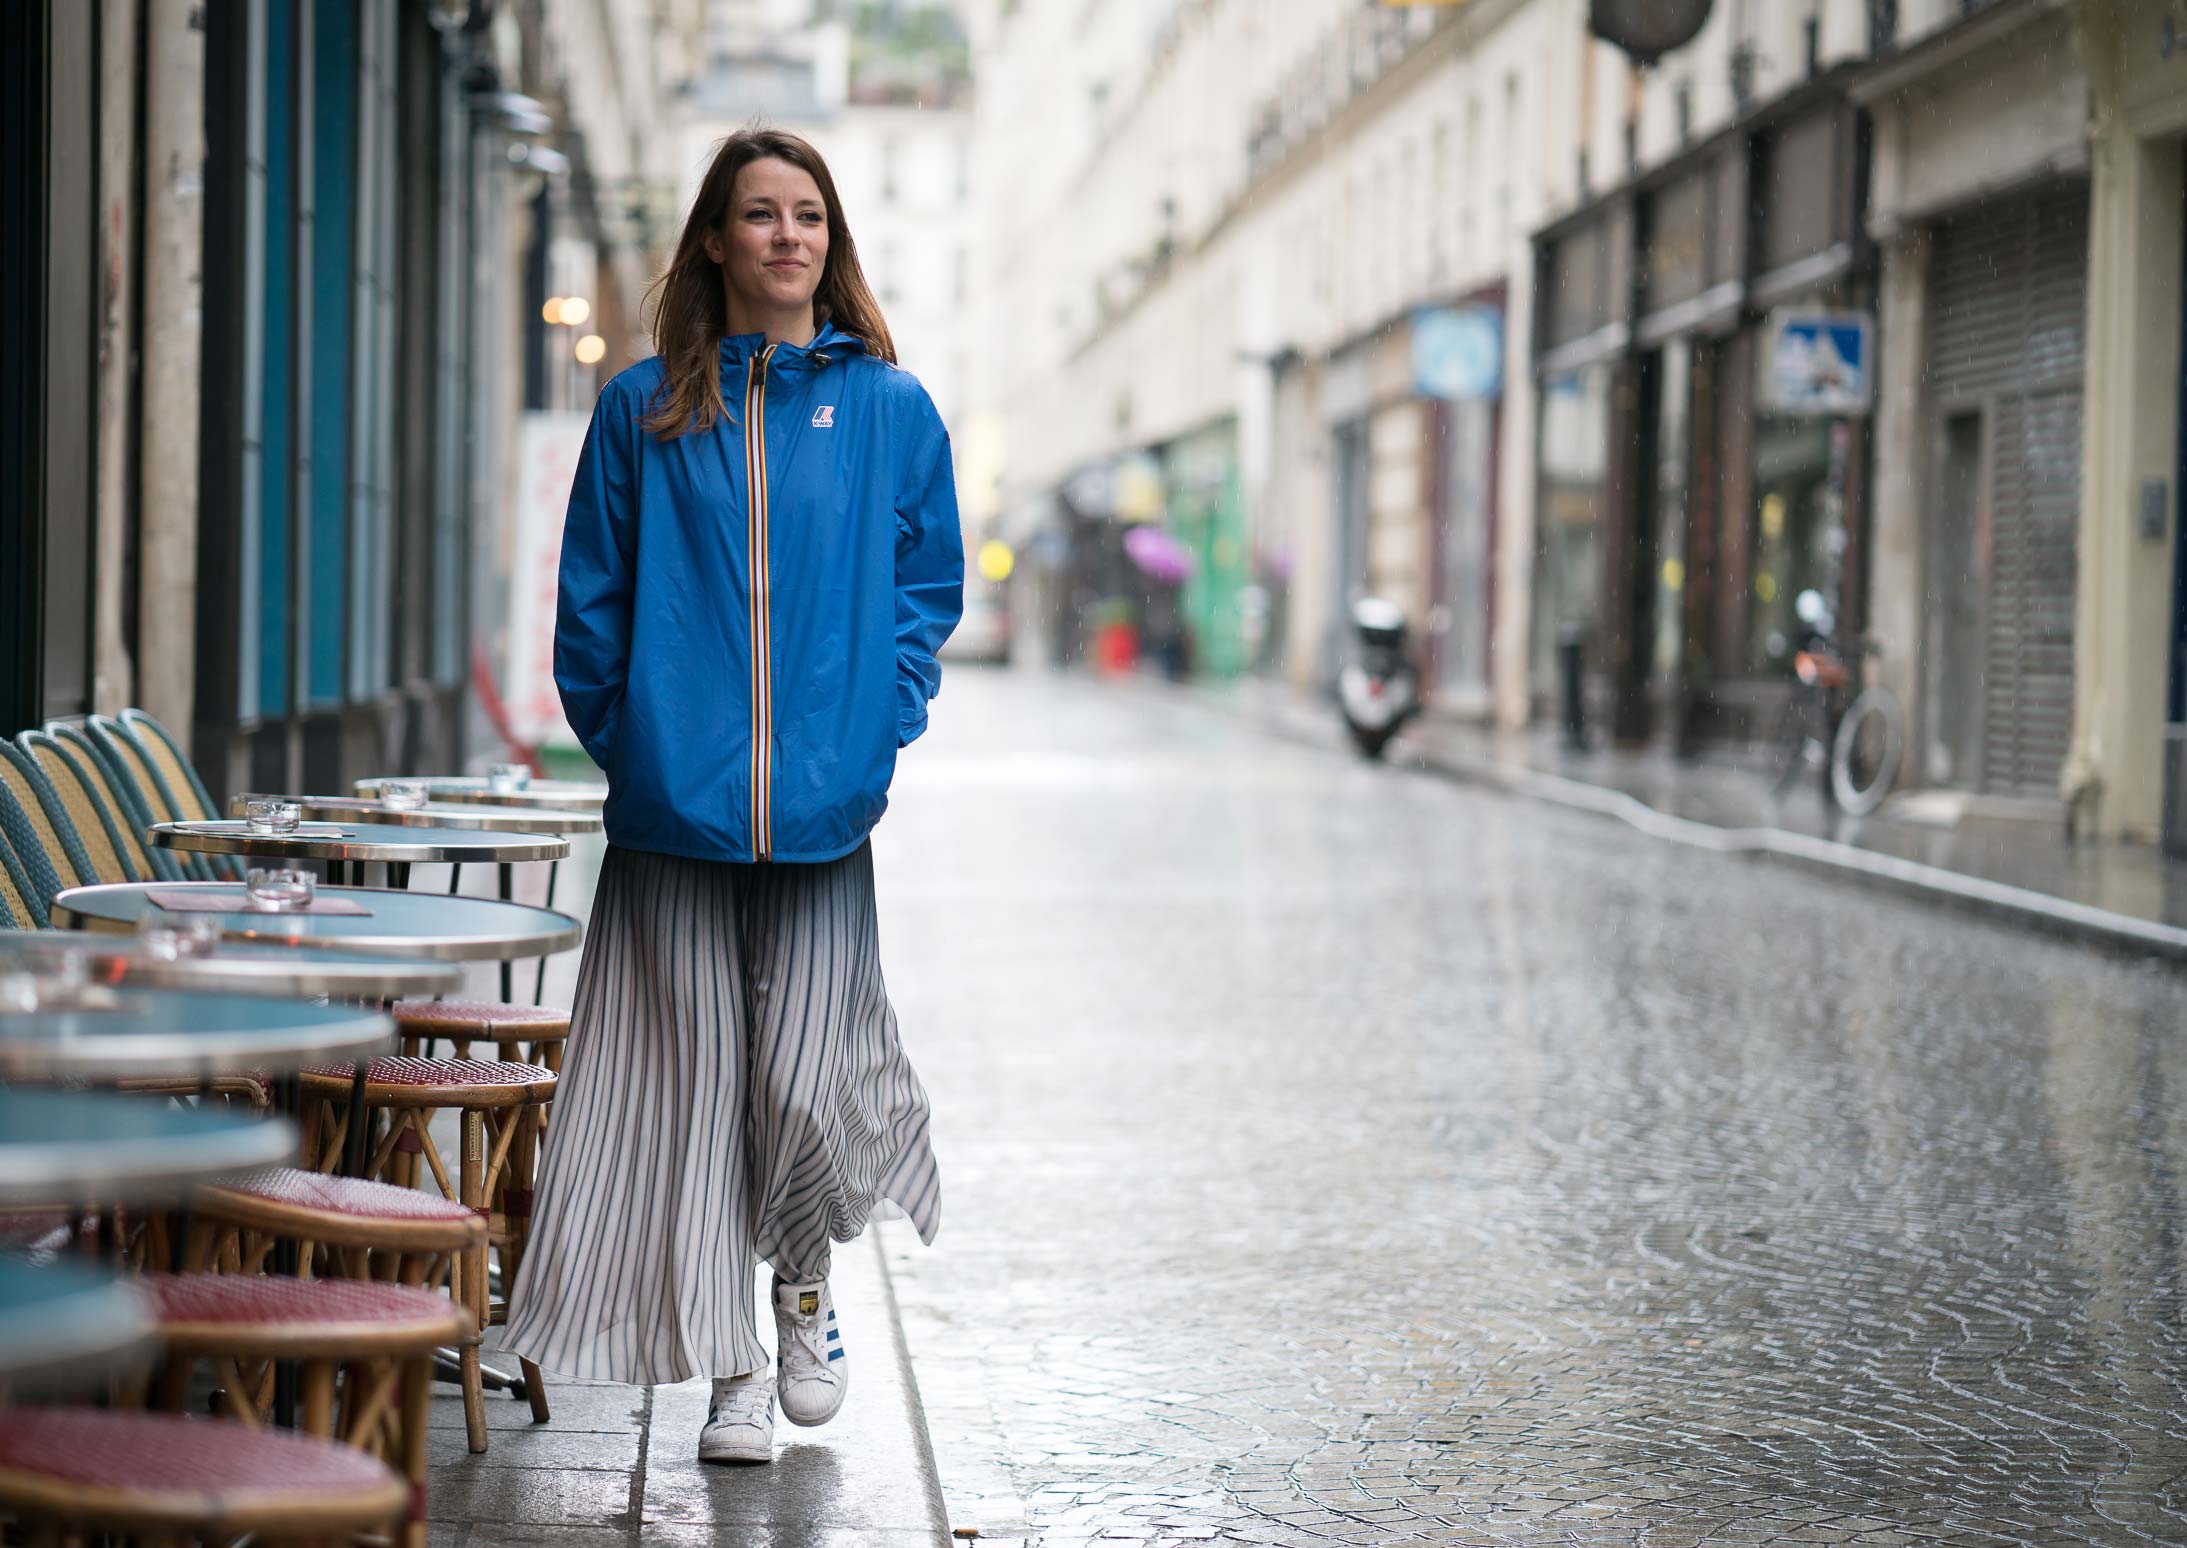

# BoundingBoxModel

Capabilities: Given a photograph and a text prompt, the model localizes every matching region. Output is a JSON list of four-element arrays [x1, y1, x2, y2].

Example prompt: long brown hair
[[642, 127, 896, 439]]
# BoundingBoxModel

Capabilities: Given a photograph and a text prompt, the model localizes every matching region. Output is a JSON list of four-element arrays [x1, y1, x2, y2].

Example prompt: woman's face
[[705, 156, 830, 322]]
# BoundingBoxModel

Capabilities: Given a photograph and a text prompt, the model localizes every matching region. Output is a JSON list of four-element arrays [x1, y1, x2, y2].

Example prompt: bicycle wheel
[[1830, 685, 1904, 816]]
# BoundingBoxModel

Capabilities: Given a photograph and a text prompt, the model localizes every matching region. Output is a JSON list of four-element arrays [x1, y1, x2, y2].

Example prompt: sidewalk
[[1189, 675, 2187, 962], [425, 1230, 949, 1546], [411, 843, 952, 1547]]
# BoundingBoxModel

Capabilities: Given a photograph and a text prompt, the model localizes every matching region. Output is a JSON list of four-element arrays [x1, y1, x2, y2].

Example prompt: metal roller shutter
[[1927, 182, 2088, 801]]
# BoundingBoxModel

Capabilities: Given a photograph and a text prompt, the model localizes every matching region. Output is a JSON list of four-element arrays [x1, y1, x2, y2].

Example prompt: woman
[[502, 127, 961, 1465]]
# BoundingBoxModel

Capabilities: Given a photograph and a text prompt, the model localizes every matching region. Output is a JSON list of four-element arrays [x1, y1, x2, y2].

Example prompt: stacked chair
[[0, 705, 582, 1543]]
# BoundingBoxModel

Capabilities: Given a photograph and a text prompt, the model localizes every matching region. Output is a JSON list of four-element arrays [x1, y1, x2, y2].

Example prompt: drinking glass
[[487, 762, 532, 792], [381, 779, 430, 811]]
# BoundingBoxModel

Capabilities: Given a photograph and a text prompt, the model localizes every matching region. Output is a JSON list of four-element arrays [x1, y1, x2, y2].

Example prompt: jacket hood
[[718, 319, 869, 378]]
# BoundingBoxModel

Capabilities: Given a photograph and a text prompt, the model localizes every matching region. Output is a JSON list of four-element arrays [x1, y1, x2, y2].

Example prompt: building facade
[[0, 0, 699, 798]]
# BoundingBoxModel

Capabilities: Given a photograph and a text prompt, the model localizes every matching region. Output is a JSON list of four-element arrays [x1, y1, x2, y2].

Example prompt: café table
[[342, 788, 600, 1005], [0, 1088, 296, 1209], [0, 930, 462, 1002], [56, 876, 583, 1034], [0, 987, 393, 1083], [51, 882, 582, 964], [354, 774, 605, 811], [0, 1256, 156, 1395], [230, 792, 602, 835], [149, 819, 568, 890]]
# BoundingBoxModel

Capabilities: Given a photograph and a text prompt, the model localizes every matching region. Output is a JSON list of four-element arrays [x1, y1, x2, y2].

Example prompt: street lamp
[[574, 335, 606, 366]]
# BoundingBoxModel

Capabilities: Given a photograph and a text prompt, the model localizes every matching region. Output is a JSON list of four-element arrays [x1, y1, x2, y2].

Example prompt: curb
[[1178, 678, 2187, 965]]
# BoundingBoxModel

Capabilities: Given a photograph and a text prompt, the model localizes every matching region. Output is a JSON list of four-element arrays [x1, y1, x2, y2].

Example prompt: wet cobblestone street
[[873, 669, 2187, 1547]]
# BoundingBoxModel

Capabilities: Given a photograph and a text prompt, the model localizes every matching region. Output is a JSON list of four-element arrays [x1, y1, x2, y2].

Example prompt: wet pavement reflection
[[877, 668, 2187, 1547]]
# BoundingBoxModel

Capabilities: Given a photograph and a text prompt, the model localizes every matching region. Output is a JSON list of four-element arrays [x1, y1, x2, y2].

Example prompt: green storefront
[[1163, 422, 1247, 679]]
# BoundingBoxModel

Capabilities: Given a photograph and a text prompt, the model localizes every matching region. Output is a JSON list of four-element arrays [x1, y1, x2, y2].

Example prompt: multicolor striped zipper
[[744, 345, 777, 860]]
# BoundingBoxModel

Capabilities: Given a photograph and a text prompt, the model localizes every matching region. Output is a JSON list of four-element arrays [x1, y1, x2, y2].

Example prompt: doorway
[[1928, 409, 1988, 788]]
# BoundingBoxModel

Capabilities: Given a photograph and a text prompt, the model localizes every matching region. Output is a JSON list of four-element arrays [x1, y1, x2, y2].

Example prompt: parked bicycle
[[1770, 589, 1904, 816]]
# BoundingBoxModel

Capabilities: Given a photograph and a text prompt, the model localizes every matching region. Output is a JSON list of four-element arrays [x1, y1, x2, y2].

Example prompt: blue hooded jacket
[[554, 322, 964, 863]]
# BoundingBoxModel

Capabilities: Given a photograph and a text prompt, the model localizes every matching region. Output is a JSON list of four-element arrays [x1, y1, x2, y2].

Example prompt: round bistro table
[[0, 931, 462, 1002], [229, 793, 602, 836], [0, 988, 393, 1082], [51, 883, 582, 963], [0, 1088, 297, 1209], [354, 775, 605, 812], [0, 1257, 157, 1394], [150, 820, 567, 889]]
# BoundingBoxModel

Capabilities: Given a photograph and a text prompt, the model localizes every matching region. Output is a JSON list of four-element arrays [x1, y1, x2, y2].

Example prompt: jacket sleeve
[[893, 396, 965, 748], [554, 383, 639, 771]]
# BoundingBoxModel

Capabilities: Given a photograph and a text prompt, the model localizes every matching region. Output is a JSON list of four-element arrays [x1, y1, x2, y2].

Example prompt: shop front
[[1531, 77, 1872, 752]]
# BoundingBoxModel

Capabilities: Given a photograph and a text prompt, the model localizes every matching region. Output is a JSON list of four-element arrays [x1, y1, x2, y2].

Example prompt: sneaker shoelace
[[707, 1377, 772, 1429], [778, 1300, 834, 1383]]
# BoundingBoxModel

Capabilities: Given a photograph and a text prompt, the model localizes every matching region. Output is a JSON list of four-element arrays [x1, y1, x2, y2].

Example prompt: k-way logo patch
[[810, 405, 835, 428]]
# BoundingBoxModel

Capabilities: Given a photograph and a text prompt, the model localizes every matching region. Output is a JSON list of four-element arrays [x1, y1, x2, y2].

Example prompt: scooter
[[1336, 597, 1420, 760]]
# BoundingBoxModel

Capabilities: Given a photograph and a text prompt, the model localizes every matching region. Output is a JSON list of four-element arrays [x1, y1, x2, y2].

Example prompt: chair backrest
[[0, 815, 42, 929], [46, 721, 185, 882], [119, 708, 219, 822], [20, 730, 144, 883], [0, 741, 91, 892], [85, 714, 217, 881]]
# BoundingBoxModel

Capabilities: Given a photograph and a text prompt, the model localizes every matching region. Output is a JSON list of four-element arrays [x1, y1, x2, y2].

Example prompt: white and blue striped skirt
[[501, 841, 940, 1385]]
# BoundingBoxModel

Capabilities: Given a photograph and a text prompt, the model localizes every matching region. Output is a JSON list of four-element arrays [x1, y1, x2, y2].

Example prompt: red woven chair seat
[[391, 1000, 571, 1041], [144, 1272, 465, 1343], [0, 1408, 407, 1526], [203, 1167, 478, 1224], [298, 1056, 556, 1108]]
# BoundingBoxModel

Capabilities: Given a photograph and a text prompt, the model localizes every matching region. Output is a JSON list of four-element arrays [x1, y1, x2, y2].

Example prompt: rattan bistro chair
[[120, 706, 245, 876], [295, 1057, 557, 1451], [180, 1167, 496, 1452], [120, 707, 224, 826], [83, 713, 223, 881], [0, 1407, 410, 1547], [21, 727, 157, 884], [88, 713, 237, 882], [0, 816, 44, 930], [0, 741, 95, 895], [44, 721, 186, 880], [140, 1273, 466, 1548]]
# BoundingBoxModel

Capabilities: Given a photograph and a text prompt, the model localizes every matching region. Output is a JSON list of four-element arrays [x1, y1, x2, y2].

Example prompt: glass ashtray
[[135, 914, 224, 960], [381, 779, 430, 811], [243, 867, 317, 913], [244, 798, 302, 835]]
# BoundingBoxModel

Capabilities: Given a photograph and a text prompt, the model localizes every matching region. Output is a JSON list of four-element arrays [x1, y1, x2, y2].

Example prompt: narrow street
[[872, 666, 2187, 1548]]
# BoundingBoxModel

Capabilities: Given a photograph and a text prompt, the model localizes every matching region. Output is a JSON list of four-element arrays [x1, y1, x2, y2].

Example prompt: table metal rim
[[229, 794, 603, 835], [0, 1111, 298, 1206], [150, 822, 570, 864], [0, 1001, 394, 1080], [354, 777, 605, 810], [0, 936, 464, 998], [0, 1274, 156, 1383], [52, 884, 585, 963]]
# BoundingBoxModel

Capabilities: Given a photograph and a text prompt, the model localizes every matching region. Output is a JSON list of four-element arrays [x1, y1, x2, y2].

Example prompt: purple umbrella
[[1124, 525, 1194, 586]]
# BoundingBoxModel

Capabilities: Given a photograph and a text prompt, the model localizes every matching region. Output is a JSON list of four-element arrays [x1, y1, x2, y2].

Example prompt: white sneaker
[[698, 1373, 774, 1464], [772, 1276, 847, 1427]]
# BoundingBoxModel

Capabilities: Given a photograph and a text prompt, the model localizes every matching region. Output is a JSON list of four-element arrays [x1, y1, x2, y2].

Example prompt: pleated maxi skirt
[[501, 841, 940, 1385]]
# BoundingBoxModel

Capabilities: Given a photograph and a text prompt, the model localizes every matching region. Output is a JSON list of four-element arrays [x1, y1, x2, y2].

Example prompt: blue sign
[[1411, 304, 1503, 402], [1768, 310, 1872, 415]]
